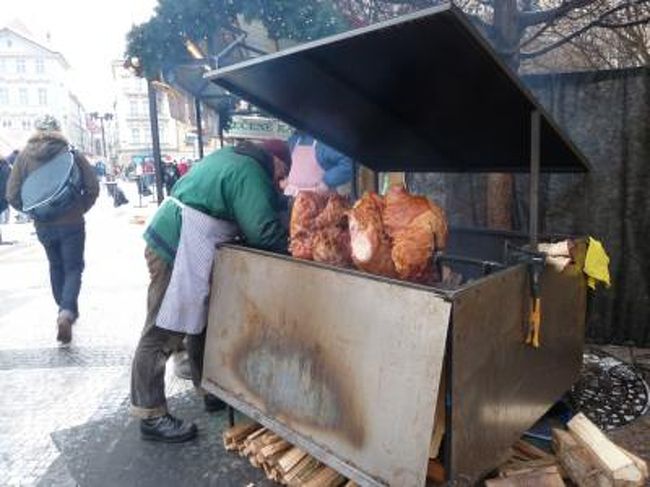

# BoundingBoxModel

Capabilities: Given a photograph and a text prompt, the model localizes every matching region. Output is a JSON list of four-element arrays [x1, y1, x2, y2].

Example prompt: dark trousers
[[36, 223, 85, 316], [130, 246, 206, 418]]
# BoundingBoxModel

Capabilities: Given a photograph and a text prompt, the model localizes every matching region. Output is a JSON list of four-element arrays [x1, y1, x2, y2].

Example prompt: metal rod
[[228, 406, 235, 427], [195, 98, 204, 159], [147, 78, 165, 205], [529, 110, 541, 248]]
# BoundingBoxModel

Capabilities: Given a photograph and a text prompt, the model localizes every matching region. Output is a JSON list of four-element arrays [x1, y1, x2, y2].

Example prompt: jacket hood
[[19, 131, 70, 164]]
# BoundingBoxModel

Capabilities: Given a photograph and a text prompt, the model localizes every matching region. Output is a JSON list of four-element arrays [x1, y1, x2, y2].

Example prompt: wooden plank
[[485, 470, 565, 487], [553, 428, 613, 487], [567, 414, 643, 485]]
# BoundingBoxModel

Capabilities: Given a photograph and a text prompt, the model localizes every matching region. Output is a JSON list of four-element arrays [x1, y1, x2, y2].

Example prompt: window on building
[[19, 88, 28, 105], [0, 88, 8, 105], [94, 139, 102, 154], [132, 127, 140, 143], [22, 119, 31, 131], [130, 100, 138, 116], [36, 58, 45, 74], [16, 58, 26, 73], [2, 119, 12, 128], [38, 88, 47, 106], [141, 100, 149, 116], [0, 58, 6, 73]]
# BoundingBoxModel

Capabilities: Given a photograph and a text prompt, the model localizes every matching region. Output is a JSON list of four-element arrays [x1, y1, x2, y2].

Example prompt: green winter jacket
[[144, 146, 288, 264]]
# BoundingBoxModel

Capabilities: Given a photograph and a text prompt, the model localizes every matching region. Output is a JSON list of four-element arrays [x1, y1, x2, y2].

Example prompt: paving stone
[[51, 391, 275, 487]]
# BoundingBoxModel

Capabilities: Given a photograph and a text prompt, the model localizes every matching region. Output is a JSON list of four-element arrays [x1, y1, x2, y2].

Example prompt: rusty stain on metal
[[229, 299, 366, 448]]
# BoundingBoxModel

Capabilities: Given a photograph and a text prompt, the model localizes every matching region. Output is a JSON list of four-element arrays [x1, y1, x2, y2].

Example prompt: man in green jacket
[[131, 139, 291, 443]]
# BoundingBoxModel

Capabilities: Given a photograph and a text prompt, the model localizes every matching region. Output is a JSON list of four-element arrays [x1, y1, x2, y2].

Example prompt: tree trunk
[[487, 0, 521, 230]]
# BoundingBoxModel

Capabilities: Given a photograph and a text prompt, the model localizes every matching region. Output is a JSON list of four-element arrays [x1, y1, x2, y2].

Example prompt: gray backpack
[[21, 148, 83, 221]]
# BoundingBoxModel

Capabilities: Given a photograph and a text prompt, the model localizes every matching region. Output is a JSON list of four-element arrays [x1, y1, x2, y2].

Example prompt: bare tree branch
[[521, 0, 650, 58], [520, 0, 599, 27], [598, 17, 650, 28]]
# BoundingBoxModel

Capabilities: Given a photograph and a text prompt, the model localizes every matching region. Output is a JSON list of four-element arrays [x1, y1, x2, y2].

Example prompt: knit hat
[[34, 115, 61, 132], [260, 139, 292, 169]]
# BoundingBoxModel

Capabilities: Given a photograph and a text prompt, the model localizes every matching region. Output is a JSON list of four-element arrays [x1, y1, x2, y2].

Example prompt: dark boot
[[140, 414, 198, 443], [56, 310, 74, 344], [204, 393, 226, 412]]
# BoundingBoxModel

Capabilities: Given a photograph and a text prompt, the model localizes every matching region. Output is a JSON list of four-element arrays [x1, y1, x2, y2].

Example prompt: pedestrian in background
[[163, 160, 180, 196], [0, 156, 10, 226], [6, 115, 99, 344]]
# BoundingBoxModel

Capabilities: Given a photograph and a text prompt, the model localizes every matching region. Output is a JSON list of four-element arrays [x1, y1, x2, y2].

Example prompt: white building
[[111, 61, 200, 167], [0, 20, 90, 154]]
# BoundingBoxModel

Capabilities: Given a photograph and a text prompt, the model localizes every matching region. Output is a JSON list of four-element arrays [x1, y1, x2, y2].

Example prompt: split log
[[256, 439, 291, 465], [513, 439, 555, 461], [500, 459, 562, 478], [427, 459, 445, 484], [285, 457, 322, 485], [553, 428, 612, 487], [222, 422, 260, 451], [302, 466, 346, 487], [429, 370, 446, 459], [278, 447, 308, 475], [485, 469, 565, 487], [567, 414, 645, 486]]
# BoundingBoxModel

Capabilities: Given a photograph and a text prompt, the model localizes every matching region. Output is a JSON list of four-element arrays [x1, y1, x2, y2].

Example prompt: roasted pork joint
[[383, 186, 448, 281], [348, 192, 396, 277], [289, 192, 352, 266]]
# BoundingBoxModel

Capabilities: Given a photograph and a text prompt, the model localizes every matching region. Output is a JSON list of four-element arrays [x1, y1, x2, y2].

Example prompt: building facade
[[0, 21, 90, 155], [111, 61, 202, 168]]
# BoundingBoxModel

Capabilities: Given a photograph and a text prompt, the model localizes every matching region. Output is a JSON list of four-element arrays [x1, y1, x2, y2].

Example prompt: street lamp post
[[90, 112, 113, 159]]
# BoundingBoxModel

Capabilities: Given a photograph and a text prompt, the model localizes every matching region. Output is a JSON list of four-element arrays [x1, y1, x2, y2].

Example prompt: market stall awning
[[205, 5, 589, 173]]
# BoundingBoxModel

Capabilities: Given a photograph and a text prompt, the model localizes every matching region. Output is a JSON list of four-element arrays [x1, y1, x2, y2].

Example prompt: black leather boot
[[140, 414, 198, 443]]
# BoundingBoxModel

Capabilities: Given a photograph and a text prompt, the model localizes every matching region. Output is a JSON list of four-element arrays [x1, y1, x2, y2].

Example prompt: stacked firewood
[[487, 414, 648, 487], [223, 422, 357, 487]]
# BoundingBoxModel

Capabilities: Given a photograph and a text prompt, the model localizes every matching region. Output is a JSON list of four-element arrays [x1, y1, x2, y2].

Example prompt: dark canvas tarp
[[410, 67, 650, 346]]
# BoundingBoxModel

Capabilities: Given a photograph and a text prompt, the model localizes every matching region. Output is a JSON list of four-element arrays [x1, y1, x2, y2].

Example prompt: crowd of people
[[0, 113, 354, 444]]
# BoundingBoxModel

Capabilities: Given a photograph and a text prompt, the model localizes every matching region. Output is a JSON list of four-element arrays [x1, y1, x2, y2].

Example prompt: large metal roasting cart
[[201, 5, 591, 486]]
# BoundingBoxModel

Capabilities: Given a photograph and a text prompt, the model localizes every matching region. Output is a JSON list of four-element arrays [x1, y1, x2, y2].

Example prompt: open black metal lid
[[206, 5, 589, 173]]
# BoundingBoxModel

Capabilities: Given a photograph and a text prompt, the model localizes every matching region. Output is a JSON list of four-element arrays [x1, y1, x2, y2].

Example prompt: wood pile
[[488, 414, 648, 487], [223, 422, 357, 487]]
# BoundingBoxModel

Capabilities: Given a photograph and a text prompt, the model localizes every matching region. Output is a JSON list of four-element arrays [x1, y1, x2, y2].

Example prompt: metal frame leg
[[228, 405, 235, 427]]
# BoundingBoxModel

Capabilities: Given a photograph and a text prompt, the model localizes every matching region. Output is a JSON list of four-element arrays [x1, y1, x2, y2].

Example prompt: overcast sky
[[1, 0, 157, 112]]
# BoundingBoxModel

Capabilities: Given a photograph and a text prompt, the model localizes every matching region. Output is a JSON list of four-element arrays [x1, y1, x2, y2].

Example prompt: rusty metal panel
[[449, 261, 587, 482], [202, 246, 451, 487]]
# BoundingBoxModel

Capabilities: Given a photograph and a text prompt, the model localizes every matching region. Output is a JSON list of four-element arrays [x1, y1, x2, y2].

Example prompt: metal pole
[[529, 110, 541, 248], [147, 78, 165, 205], [100, 118, 107, 158], [195, 98, 204, 159], [218, 112, 225, 148]]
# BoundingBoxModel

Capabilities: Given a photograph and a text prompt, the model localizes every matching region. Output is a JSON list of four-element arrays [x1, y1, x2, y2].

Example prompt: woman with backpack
[[6, 115, 99, 344]]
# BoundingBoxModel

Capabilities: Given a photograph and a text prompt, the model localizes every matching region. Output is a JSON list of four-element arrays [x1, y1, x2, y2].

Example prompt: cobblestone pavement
[[0, 186, 163, 486]]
